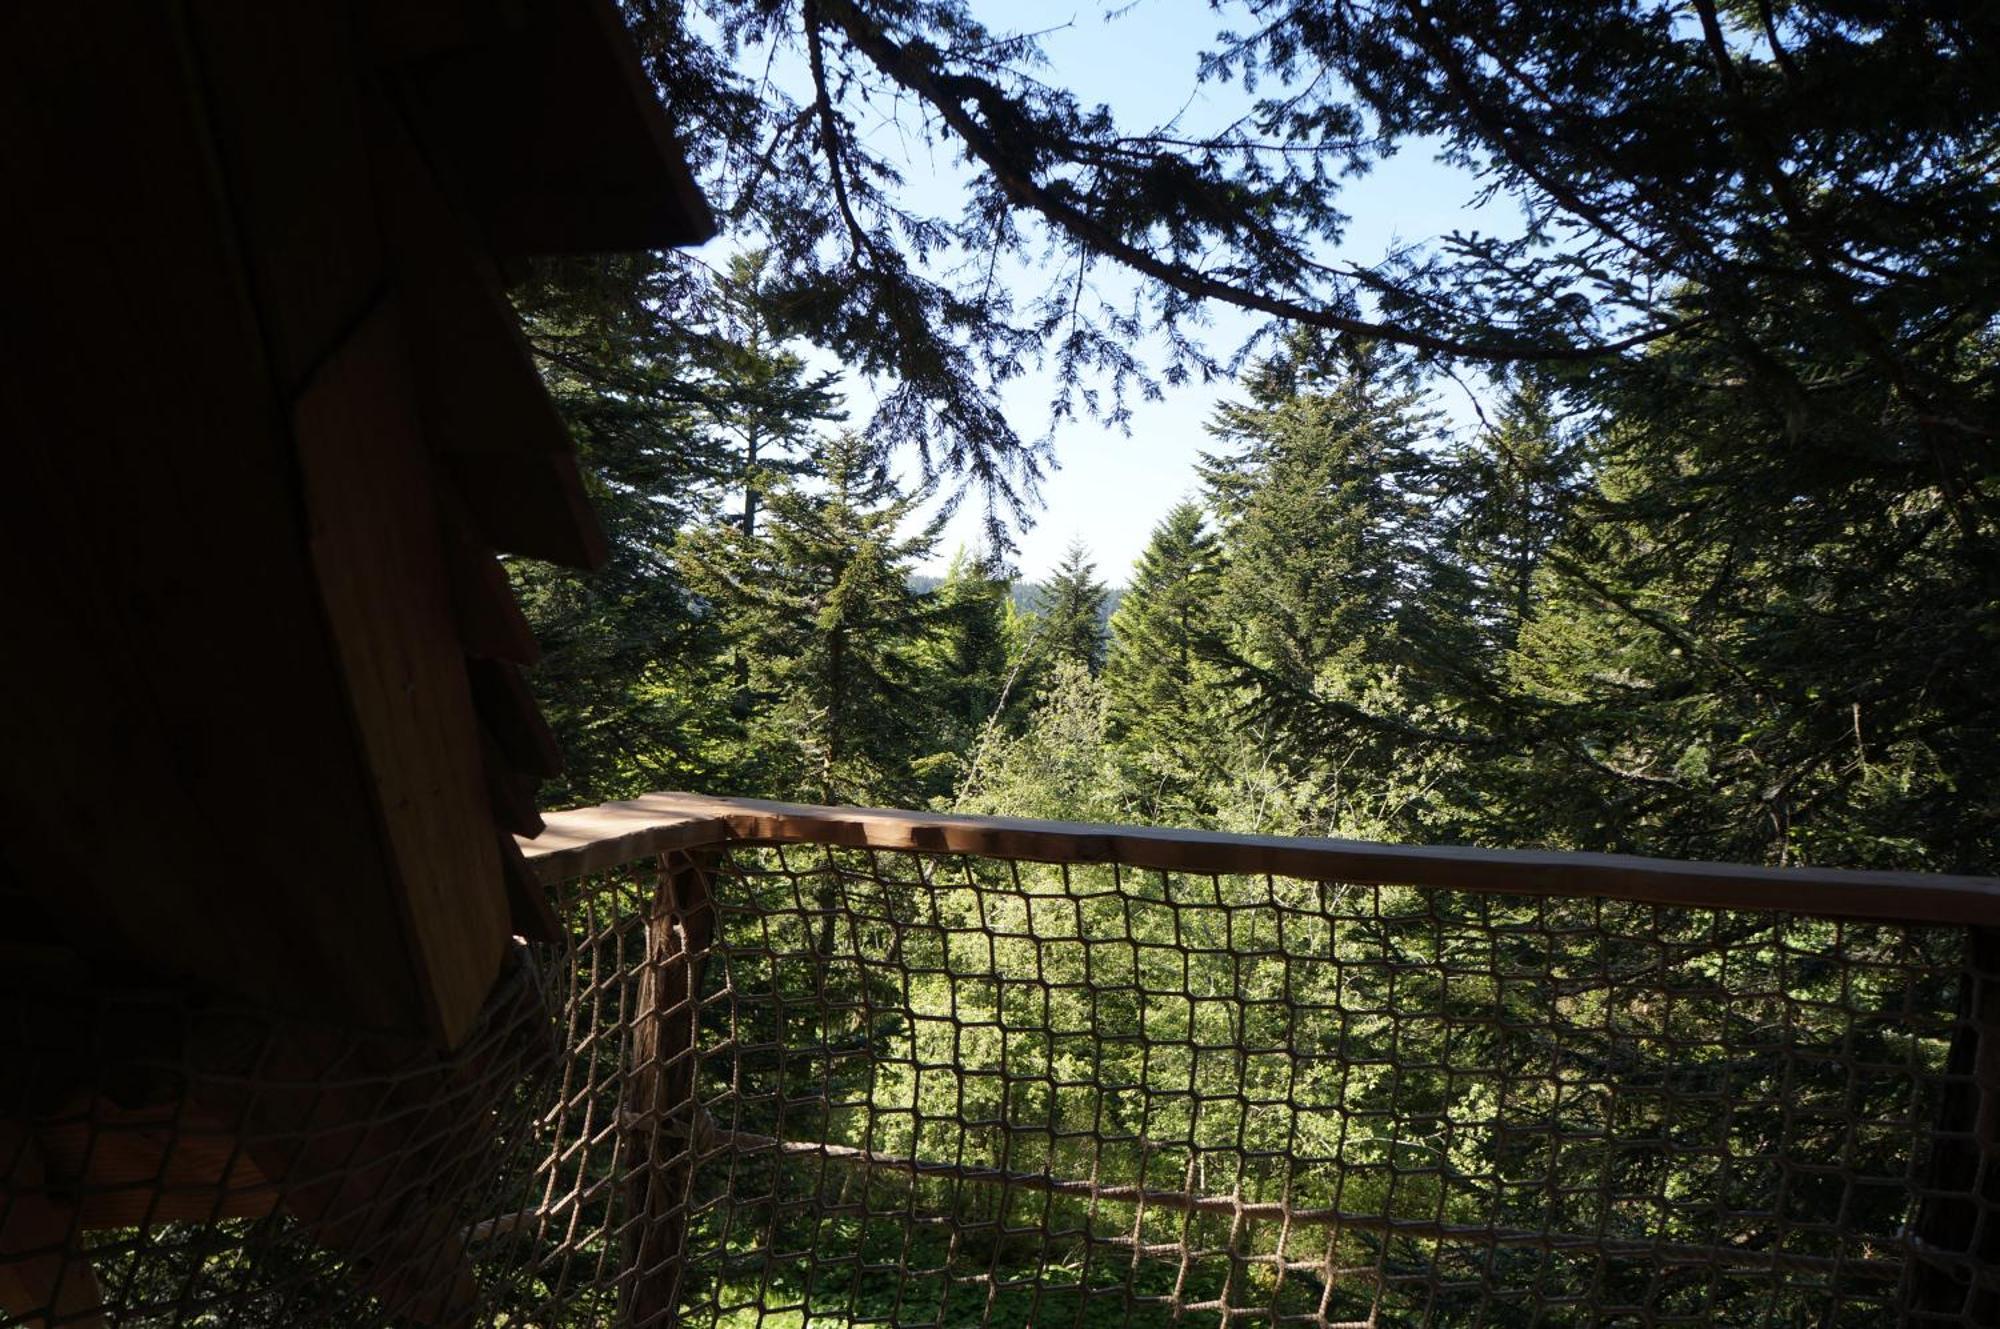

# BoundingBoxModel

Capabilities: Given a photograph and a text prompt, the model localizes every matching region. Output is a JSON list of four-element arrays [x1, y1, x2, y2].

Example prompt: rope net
[[4, 834, 1996, 1326]]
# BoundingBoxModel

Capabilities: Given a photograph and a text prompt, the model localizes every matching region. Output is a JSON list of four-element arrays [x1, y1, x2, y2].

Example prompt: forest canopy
[[618, 0, 1998, 513], [498, 14, 1999, 1318], [515, 1, 2000, 874]]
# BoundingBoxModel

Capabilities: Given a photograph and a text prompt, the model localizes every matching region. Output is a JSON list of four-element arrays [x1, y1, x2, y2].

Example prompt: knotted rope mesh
[[0, 948, 559, 1328], [4, 832, 1996, 1326]]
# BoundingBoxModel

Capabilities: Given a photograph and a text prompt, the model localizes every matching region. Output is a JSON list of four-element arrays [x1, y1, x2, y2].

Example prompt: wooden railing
[[509, 793, 2000, 1327], [522, 791, 2000, 925]]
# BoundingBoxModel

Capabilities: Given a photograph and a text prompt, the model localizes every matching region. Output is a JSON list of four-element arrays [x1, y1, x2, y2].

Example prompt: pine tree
[[914, 547, 1013, 791], [1033, 539, 1110, 675], [509, 254, 744, 802], [704, 250, 844, 542], [1207, 341, 1428, 728], [1202, 337, 1485, 838], [620, 1, 2000, 509], [1495, 353, 2000, 868], [681, 431, 949, 806], [1440, 381, 1579, 658], [1102, 502, 1230, 817]]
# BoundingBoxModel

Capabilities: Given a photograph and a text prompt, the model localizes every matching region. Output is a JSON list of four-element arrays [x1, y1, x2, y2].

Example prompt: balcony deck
[[5, 794, 1995, 1326], [502, 794, 2000, 1327]]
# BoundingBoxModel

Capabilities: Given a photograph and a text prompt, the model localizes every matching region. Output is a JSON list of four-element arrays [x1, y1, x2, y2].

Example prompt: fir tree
[[681, 432, 950, 807], [1496, 348, 2000, 869], [1033, 539, 1110, 676], [1207, 341, 1429, 730], [620, 1, 2000, 514], [914, 547, 1014, 791], [1103, 502, 1230, 818], [1439, 381, 1579, 658], [509, 255, 747, 801], [703, 250, 844, 541], [1202, 338, 1484, 838]]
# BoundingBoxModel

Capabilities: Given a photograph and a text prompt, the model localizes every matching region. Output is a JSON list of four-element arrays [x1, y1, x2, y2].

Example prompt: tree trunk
[[1906, 926, 2000, 1320], [623, 849, 717, 1328]]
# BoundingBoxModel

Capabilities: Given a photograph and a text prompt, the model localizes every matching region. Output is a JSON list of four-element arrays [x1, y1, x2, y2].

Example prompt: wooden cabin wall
[[0, 2, 435, 1037], [0, 0, 707, 1048]]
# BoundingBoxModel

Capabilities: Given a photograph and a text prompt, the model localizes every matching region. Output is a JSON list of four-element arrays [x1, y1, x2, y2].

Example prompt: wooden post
[[1908, 927, 2000, 1320], [623, 849, 716, 1328]]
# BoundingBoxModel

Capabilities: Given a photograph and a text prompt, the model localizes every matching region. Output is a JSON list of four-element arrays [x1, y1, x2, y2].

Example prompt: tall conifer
[[1103, 503, 1229, 816], [1035, 539, 1110, 675], [682, 432, 948, 805]]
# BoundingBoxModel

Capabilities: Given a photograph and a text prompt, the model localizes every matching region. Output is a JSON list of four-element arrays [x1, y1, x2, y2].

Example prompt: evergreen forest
[[498, 5, 2000, 1324]]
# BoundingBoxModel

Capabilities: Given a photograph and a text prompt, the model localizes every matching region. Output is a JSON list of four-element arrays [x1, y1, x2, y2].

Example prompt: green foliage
[[522, 1, 1999, 874], [509, 254, 746, 801], [602, 0, 2000, 562], [1102, 502, 1231, 820], [670, 844, 1958, 1328], [703, 251, 846, 541], [956, 660, 1129, 824], [486, 11, 2000, 1324], [1437, 381, 1581, 659], [681, 432, 952, 806], [1191, 339, 1486, 838], [1206, 341, 1433, 710], [1029, 539, 1112, 675], [924, 550, 1011, 729]]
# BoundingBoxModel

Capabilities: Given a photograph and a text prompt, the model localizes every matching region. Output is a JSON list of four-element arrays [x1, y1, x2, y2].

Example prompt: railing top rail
[[519, 791, 2000, 927]]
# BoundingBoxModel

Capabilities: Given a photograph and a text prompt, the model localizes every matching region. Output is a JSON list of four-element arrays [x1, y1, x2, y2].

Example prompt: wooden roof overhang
[[0, 0, 712, 1050]]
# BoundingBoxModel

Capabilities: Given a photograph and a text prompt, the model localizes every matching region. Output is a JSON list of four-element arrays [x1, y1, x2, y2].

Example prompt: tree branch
[[811, 0, 1684, 364]]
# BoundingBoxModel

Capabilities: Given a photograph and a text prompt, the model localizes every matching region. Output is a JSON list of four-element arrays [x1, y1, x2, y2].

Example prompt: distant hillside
[[909, 574, 1124, 628]]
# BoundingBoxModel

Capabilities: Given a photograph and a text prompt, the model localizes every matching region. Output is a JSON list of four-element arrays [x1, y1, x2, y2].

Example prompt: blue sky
[[912, 3, 1498, 585], [701, 1, 1501, 585]]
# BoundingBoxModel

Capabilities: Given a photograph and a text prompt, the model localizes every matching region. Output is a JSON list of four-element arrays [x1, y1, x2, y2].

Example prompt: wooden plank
[[183, 0, 384, 395], [0, 873, 84, 994], [496, 832, 563, 944], [366, 97, 562, 465], [392, 0, 713, 258], [0, 1121, 105, 1329], [522, 792, 2000, 926], [442, 450, 609, 571], [33, 1097, 277, 1228], [480, 726, 546, 840], [367, 96, 609, 569], [438, 481, 541, 664], [0, 2, 422, 1033], [294, 295, 512, 1049], [467, 658, 564, 779], [358, 0, 513, 66], [518, 800, 731, 881]]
